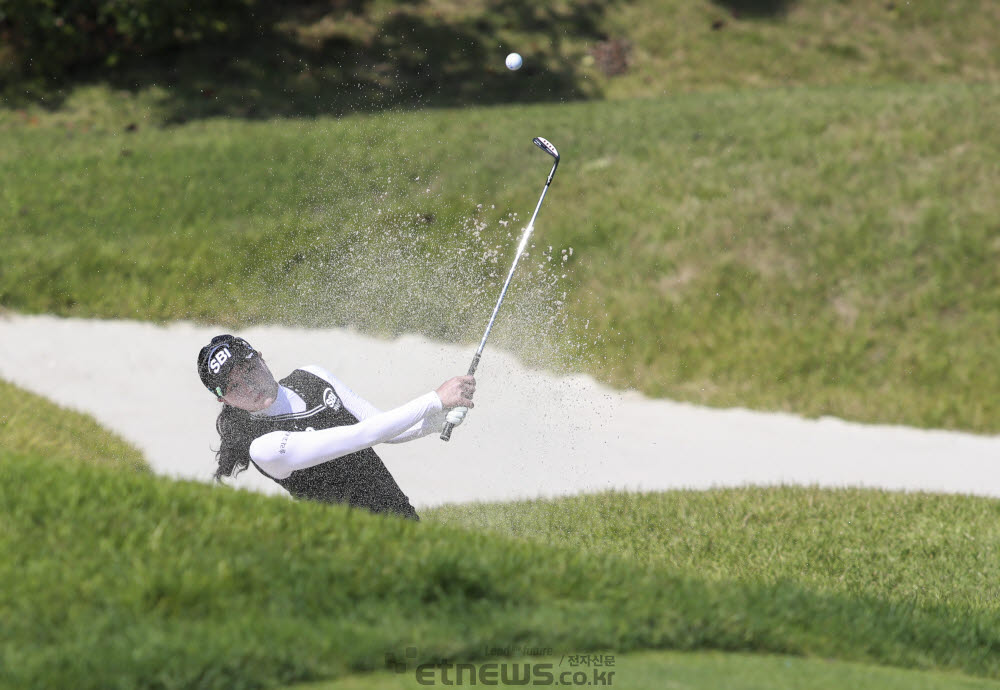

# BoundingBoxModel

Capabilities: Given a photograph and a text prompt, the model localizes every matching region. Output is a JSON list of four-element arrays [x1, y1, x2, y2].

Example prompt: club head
[[533, 137, 559, 161]]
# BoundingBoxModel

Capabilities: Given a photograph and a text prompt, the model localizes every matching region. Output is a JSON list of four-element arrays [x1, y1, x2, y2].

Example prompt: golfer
[[197, 335, 473, 520]]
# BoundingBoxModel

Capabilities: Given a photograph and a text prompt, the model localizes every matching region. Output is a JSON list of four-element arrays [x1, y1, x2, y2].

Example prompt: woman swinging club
[[197, 334, 473, 520]]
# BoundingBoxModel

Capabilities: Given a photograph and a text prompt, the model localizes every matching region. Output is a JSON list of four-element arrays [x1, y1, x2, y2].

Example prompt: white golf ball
[[505, 53, 523, 71]]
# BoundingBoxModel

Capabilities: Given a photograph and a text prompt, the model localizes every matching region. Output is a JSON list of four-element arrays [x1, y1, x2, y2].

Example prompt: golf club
[[441, 136, 561, 441]]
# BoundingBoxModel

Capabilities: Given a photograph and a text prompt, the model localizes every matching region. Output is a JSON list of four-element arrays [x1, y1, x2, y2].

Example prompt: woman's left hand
[[436, 375, 476, 408]]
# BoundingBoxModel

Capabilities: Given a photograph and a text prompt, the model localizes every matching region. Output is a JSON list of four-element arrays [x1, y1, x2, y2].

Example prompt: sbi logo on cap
[[323, 387, 342, 411], [209, 347, 232, 374]]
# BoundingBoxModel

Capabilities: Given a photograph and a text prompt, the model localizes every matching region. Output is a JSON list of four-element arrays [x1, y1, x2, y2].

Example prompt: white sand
[[2, 313, 998, 507]]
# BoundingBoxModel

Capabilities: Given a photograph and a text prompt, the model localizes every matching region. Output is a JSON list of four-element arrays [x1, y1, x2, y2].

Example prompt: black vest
[[248, 369, 418, 520]]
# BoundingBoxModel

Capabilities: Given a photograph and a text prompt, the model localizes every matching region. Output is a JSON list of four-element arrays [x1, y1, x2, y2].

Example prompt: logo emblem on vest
[[323, 387, 341, 411]]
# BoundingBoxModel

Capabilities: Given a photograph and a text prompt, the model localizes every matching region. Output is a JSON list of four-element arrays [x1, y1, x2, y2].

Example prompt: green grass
[[604, 0, 1000, 98], [7, 450, 1000, 689], [426, 488, 1000, 614], [4, 82, 1000, 430], [6, 2, 1000, 687], [292, 649, 1000, 690], [0, 377, 147, 472]]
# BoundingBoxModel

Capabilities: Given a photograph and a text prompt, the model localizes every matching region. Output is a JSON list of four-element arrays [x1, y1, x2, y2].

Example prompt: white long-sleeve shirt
[[248, 365, 445, 480]]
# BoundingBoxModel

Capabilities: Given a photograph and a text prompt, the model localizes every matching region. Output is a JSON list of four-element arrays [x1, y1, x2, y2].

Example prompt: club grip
[[440, 352, 481, 442]]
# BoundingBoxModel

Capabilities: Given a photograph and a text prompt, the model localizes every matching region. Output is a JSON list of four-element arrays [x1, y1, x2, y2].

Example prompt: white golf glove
[[446, 406, 469, 426]]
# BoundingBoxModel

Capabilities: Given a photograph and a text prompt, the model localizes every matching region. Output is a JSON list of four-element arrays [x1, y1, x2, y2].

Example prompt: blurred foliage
[[5, 1, 1000, 120], [0, 0, 352, 78], [0, 0, 612, 115]]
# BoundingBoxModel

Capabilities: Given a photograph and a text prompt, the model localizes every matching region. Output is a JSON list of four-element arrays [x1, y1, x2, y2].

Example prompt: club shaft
[[474, 160, 558, 361], [441, 155, 558, 441]]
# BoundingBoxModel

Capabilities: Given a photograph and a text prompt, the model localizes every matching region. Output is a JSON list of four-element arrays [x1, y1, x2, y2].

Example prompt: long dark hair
[[213, 404, 256, 482]]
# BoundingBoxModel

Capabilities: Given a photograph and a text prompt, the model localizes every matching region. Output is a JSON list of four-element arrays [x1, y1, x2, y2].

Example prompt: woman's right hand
[[436, 375, 476, 409]]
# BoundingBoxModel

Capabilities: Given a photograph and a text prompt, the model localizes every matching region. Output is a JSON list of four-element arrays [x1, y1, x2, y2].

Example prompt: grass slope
[[4, 83, 1000, 430], [427, 488, 1000, 614], [5, 451, 1000, 689], [605, 0, 1000, 97], [0, 377, 147, 472], [295, 650, 1000, 690]]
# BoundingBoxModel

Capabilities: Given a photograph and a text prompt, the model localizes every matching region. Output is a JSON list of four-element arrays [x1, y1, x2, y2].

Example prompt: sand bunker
[[2, 313, 998, 507]]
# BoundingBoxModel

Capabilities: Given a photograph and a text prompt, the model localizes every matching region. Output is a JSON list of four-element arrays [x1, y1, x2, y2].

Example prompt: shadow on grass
[[712, 0, 796, 17], [6, 0, 618, 121]]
